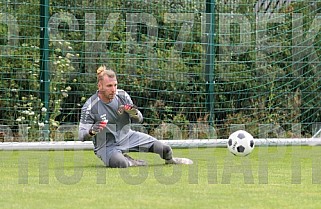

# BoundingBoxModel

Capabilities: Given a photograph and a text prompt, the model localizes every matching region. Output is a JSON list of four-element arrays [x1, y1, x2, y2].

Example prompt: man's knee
[[150, 141, 173, 160], [109, 152, 129, 168], [162, 144, 173, 160]]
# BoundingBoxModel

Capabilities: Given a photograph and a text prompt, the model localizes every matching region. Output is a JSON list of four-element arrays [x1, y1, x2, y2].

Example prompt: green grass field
[[1, 146, 321, 209]]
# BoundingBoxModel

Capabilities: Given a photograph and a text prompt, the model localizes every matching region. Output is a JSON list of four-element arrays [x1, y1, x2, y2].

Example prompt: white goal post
[[0, 138, 320, 151]]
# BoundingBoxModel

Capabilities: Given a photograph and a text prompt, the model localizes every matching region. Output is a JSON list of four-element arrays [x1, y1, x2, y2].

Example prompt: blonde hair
[[96, 65, 116, 82]]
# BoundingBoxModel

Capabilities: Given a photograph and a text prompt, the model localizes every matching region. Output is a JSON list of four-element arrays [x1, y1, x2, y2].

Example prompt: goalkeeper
[[78, 65, 193, 168]]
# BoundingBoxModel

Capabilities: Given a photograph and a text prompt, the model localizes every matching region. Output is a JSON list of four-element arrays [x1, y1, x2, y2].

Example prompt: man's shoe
[[123, 154, 148, 167], [165, 157, 193, 165]]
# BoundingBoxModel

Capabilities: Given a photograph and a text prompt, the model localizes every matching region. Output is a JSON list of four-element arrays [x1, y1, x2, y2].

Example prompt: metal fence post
[[40, 0, 50, 140], [205, 0, 215, 126]]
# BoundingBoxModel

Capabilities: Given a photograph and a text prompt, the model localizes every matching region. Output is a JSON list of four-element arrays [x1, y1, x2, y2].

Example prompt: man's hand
[[123, 104, 138, 117], [89, 120, 108, 136]]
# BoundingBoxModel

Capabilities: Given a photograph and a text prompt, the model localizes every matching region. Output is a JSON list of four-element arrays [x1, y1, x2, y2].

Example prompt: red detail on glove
[[124, 104, 133, 110], [99, 120, 108, 129]]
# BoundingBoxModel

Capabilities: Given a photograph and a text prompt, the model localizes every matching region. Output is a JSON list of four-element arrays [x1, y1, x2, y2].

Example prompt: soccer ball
[[227, 130, 255, 156]]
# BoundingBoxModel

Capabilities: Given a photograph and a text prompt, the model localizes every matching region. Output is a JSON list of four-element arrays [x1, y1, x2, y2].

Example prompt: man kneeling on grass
[[78, 65, 193, 168]]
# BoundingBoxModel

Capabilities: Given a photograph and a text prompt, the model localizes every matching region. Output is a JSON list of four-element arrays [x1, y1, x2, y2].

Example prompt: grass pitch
[[1, 146, 321, 209]]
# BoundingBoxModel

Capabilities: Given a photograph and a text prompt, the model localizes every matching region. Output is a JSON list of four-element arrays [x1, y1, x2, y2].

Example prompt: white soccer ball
[[227, 130, 255, 156]]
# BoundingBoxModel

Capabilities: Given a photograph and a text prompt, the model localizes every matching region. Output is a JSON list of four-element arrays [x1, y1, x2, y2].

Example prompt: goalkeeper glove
[[122, 104, 139, 118], [89, 120, 108, 136]]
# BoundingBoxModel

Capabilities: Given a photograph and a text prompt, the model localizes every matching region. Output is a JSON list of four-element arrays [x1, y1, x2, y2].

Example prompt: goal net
[[0, 0, 321, 144]]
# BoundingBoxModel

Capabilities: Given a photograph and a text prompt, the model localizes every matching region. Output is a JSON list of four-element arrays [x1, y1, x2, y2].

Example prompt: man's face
[[98, 76, 118, 101]]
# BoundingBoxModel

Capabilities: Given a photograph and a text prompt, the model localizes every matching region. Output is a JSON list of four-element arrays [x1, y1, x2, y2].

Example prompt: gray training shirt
[[78, 89, 157, 166]]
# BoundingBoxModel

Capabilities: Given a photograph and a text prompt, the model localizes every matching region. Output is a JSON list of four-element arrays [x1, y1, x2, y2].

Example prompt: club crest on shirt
[[117, 105, 125, 115]]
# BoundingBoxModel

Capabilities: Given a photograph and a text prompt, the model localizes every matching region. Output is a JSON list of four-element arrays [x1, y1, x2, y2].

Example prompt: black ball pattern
[[237, 133, 245, 139], [250, 140, 254, 148], [228, 138, 233, 146], [237, 145, 245, 153]]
